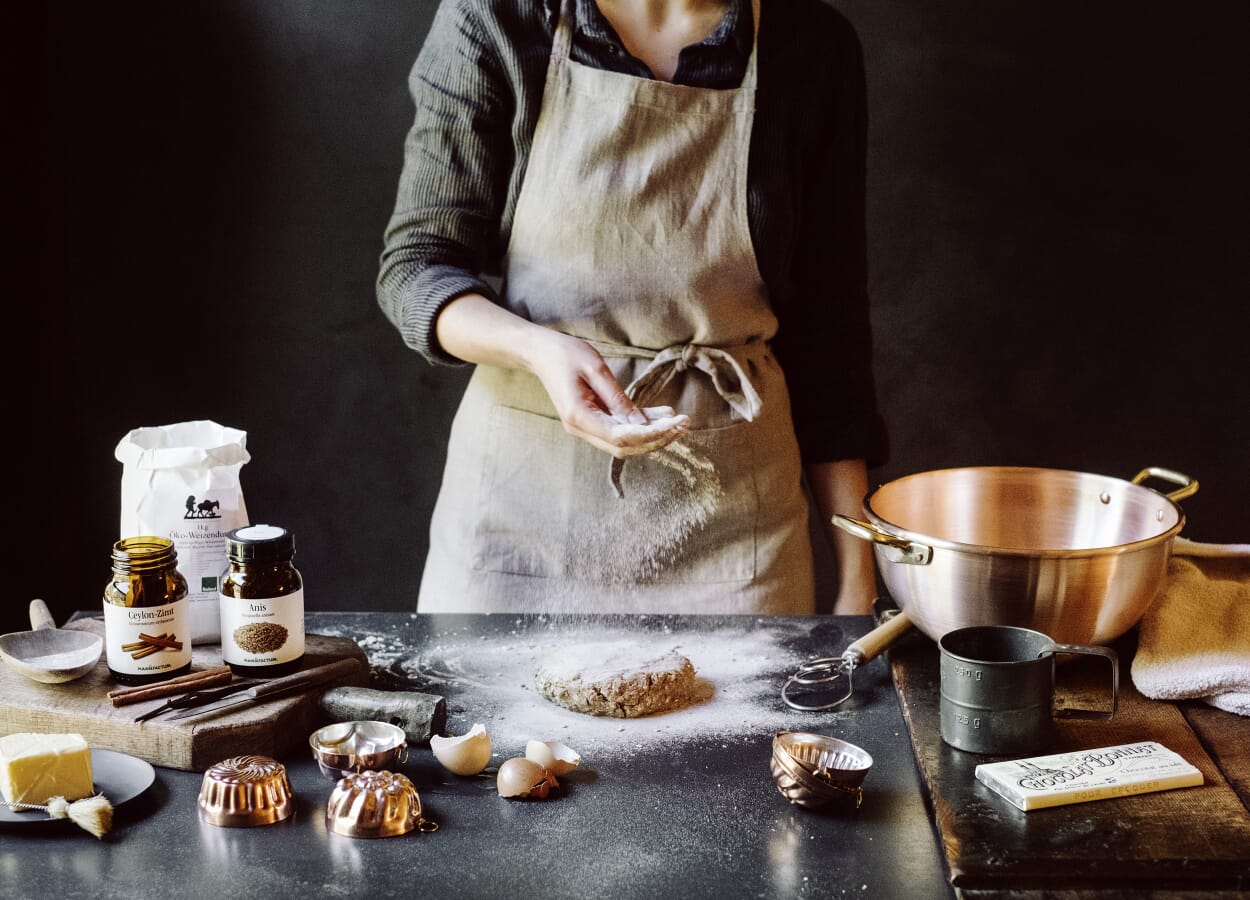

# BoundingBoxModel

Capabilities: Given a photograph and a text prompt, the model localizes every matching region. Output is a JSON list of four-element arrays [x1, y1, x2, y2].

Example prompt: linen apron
[[418, 0, 814, 614]]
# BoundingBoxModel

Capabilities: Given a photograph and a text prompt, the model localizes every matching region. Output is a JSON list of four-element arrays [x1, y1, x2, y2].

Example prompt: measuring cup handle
[[1047, 642, 1120, 718]]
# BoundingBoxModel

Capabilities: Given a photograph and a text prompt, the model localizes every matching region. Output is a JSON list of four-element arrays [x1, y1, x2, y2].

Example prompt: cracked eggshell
[[497, 757, 559, 799], [525, 739, 581, 776], [429, 723, 492, 776]]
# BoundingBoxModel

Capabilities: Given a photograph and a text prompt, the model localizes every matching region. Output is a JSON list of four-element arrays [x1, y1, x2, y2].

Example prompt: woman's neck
[[595, 0, 732, 82]]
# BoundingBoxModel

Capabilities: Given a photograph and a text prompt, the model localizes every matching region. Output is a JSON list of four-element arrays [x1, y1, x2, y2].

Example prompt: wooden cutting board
[[0, 617, 368, 772], [888, 629, 1250, 894]]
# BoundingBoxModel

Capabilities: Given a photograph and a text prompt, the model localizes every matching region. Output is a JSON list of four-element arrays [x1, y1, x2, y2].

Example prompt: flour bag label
[[115, 420, 250, 643]]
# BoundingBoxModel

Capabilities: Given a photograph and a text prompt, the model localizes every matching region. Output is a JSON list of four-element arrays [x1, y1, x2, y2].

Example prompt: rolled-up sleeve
[[376, 0, 514, 366]]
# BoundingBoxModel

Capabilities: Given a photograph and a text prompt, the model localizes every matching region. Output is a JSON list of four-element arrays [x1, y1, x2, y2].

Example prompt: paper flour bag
[[115, 420, 250, 643]]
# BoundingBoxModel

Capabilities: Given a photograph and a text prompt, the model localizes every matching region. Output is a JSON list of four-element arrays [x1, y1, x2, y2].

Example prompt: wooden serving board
[[888, 629, 1250, 895], [0, 618, 368, 772]]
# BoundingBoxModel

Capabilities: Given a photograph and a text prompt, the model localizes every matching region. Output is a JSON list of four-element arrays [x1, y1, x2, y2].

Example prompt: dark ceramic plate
[[0, 748, 156, 826]]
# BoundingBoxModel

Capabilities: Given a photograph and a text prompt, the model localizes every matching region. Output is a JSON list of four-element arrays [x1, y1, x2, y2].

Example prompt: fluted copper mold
[[198, 755, 295, 827], [325, 770, 436, 838], [309, 720, 407, 780], [770, 731, 872, 811]]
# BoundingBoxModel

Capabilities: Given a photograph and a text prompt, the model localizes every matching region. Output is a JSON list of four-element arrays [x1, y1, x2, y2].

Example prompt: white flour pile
[[333, 619, 829, 758]]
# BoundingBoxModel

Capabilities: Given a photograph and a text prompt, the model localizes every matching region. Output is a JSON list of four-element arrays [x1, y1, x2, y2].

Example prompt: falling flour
[[564, 438, 725, 587]]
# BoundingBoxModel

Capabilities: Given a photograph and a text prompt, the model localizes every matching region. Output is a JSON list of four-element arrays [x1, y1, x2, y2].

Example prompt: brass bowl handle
[[830, 515, 933, 566]]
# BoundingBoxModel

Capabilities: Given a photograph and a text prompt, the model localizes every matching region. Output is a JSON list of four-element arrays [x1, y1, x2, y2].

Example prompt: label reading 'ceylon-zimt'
[[220, 589, 305, 667], [102, 599, 193, 676]]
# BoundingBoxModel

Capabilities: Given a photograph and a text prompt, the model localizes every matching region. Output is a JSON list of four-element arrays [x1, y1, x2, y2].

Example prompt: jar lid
[[225, 524, 294, 563]]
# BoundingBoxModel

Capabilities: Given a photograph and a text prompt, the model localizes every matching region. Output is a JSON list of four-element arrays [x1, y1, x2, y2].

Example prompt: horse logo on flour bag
[[185, 495, 223, 519], [115, 420, 251, 644]]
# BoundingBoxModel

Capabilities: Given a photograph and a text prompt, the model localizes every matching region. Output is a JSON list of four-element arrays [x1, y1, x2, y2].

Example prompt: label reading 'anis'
[[220, 589, 306, 667]]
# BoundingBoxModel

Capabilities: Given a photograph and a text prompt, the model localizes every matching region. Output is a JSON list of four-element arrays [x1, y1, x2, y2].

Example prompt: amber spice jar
[[219, 524, 305, 678], [103, 536, 193, 685]]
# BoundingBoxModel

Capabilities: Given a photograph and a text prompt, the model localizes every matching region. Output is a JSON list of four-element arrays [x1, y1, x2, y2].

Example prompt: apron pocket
[[473, 404, 575, 578]]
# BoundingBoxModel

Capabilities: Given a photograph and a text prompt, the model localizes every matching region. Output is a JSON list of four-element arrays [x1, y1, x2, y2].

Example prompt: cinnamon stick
[[136, 633, 184, 650], [108, 665, 234, 707], [122, 633, 169, 652]]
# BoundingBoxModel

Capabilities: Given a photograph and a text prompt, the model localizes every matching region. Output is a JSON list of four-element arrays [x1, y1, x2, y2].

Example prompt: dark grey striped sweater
[[376, 0, 888, 465]]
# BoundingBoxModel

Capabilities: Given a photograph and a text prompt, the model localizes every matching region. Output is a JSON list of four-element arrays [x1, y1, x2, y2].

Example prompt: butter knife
[[166, 657, 362, 721]]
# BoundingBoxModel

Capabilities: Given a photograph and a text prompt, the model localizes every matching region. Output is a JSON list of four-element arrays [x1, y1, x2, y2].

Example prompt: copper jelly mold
[[770, 731, 872, 811], [325, 769, 437, 838], [309, 720, 407, 780], [198, 754, 295, 827]]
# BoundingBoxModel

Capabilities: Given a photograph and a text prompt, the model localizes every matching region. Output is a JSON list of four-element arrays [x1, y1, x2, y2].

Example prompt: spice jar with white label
[[103, 536, 193, 685], [219, 524, 305, 678]]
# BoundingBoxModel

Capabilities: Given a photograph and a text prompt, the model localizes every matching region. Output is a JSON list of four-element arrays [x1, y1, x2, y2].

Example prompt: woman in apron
[[378, 0, 889, 615]]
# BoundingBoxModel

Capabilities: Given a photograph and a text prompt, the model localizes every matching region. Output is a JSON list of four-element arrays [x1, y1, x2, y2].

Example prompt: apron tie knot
[[606, 343, 764, 498], [623, 343, 763, 423]]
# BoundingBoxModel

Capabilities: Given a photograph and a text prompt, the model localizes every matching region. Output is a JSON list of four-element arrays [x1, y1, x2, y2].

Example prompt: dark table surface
[[0, 612, 952, 900]]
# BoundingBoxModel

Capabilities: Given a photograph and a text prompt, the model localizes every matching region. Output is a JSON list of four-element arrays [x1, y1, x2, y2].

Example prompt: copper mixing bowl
[[833, 466, 1197, 645]]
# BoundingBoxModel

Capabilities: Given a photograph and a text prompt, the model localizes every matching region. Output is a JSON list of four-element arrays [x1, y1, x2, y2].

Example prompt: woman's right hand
[[435, 293, 689, 458]]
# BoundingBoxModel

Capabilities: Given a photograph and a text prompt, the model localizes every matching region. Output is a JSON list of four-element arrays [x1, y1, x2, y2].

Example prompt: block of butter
[[975, 741, 1203, 811], [0, 732, 95, 805]]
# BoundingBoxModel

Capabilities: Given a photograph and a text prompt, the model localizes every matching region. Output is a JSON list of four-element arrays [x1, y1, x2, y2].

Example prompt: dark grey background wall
[[23, 1, 1249, 636]]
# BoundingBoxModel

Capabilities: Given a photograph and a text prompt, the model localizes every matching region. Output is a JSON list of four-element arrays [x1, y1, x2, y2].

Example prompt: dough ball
[[534, 643, 699, 718]]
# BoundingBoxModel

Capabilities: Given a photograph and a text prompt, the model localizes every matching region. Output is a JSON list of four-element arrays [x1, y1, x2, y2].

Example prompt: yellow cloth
[[1131, 537, 1250, 715]]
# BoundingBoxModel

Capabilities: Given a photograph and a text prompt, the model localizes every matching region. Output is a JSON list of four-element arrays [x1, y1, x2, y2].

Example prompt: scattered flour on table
[[322, 619, 825, 758]]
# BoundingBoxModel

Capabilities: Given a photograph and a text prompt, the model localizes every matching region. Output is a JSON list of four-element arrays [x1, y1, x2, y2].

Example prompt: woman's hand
[[435, 293, 689, 457], [527, 329, 689, 457]]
